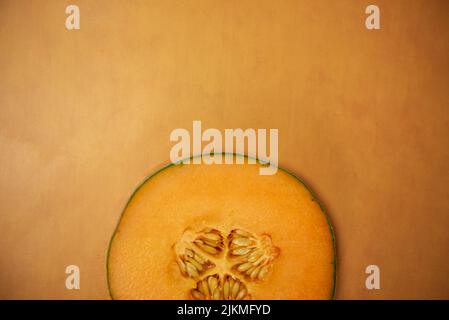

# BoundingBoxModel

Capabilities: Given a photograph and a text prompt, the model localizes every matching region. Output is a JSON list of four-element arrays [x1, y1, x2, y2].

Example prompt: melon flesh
[[107, 155, 336, 299]]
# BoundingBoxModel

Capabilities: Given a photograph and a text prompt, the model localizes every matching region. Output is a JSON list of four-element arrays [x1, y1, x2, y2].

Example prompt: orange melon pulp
[[107, 154, 336, 299]]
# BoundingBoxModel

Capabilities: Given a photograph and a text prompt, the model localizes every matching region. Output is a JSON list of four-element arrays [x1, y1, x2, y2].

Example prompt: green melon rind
[[106, 153, 337, 300]]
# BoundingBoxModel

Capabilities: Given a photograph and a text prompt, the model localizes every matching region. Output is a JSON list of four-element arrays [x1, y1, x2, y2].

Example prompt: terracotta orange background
[[1, 0, 449, 299]]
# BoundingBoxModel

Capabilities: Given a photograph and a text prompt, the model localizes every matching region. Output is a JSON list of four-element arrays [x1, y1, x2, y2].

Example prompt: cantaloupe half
[[107, 154, 336, 299]]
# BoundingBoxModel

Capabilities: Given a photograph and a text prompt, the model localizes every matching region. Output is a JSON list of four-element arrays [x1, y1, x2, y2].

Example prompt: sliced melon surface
[[107, 155, 336, 299]]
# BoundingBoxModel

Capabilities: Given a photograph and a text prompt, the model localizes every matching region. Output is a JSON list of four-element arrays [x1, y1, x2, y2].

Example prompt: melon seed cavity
[[174, 227, 280, 300]]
